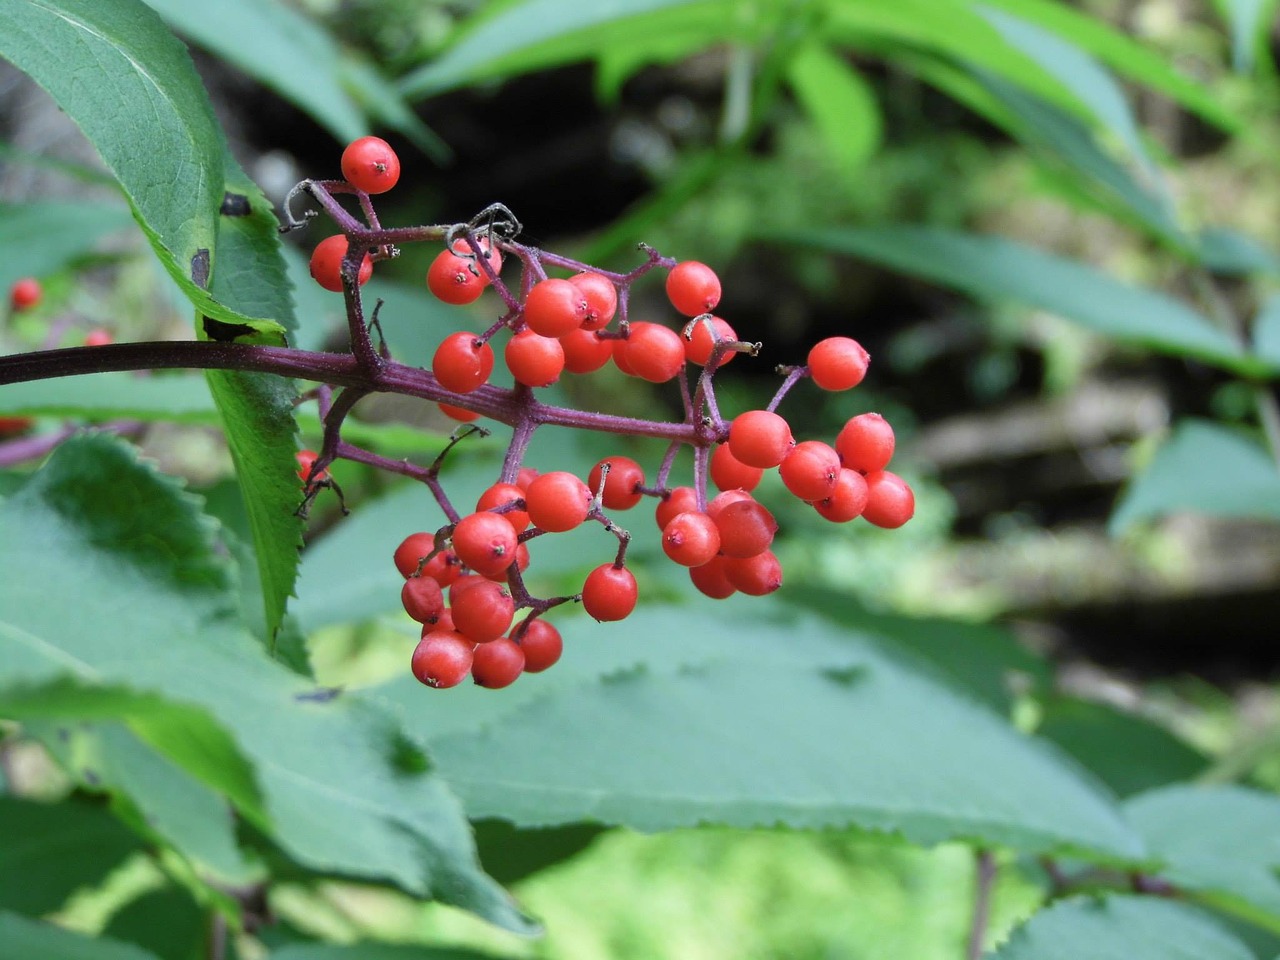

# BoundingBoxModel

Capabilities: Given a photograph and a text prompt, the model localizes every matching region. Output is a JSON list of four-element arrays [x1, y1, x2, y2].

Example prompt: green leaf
[[0, 435, 534, 933], [339, 58, 450, 162], [0, 202, 134, 293], [0, 0, 280, 333], [1036, 698, 1208, 798], [270, 944, 513, 960], [472, 819, 604, 885], [1213, 0, 1280, 73], [0, 796, 142, 916], [0, 913, 164, 960], [0, 373, 218, 423], [786, 42, 881, 178], [1253, 294, 1280, 369], [1109, 420, 1280, 533], [1125, 785, 1280, 933], [389, 605, 1142, 861], [102, 889, 206, 960], [770, 226, 1256, 373], [989, 895, 1253, 960], [1199, 228, 1280, 277]]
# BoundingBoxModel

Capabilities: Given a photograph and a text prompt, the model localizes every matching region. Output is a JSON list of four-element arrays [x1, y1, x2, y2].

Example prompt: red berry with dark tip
[[862, 471, 915, 528], [412, 632, 473, 688], [778, 440, 841, 502], [310, 235, 373, 293], [661, 511, 721, 567], [451, 511, 519, 579], [472, 637, 525, 688], [515, 619, 563, 673], [524, 278, 588, 337], [666, 261, 721, 316], [588, 456, 645, 510], [402, 575, 446, 624], [341, 136, 401, 194], [722, 550, 783, 596], [569, 272, 618, 330], [814, 469, 869, 522], [615, 322, 685, 383], [836, 413, 896, 474], [581, 564, 638, 621], [433, 331, 494, 393]]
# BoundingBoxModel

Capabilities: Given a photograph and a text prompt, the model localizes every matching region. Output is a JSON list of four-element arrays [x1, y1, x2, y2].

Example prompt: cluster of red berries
[[299, 137, 914, 691]]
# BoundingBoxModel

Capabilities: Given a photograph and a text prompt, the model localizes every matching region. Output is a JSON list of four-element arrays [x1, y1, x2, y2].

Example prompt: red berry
[[524, 471, 592, 532], [813, 469, 869, 522], [569, 272, 618, 330], [666, 261, 721, 316], [588, 456, 645, 510], [862, 471, 915, 528], [581, 564, 638, 621], [411, 632, 473, 688], [402, 575, 446, 624], [661, 511, 721, 567], [778, 440, 841, 502], [295, 449, 330, 483], [836, 413, 896, 474], [515, 619, 563, 672], [433, 331, 494, 393], [423, 608, 456, 635], [515, 466, 540, 491], [504, 329, 565, 387], [559, 328, 614, 374], [471, 637, 525, 688], [689, 555, 736, 600], [427, 239, 501, 306], [438, 402, 481, 423], [394, 532, 460, 586], [654, 486, 699, 530], [476, 482, 530, 532], [615, 322, 685, 383], [310, 235, 373, 293], [0, 417, 33, 435], [450, 578, 515, 641], [807, 337, 870, 391], [84, 329, 113, 347], [451, 511, 519, 579], [483, 542, 530, 582], [706, 488, 754, 521], [709, 443, 763, 493], [728, 410, 794, 468], [722, 550, 783, 596], [713, 499, 777, 558], [341, 135, 401, 194], [524, 278, 588, 337], [684, 316, 738, 369], [10, 276, 41, 310]]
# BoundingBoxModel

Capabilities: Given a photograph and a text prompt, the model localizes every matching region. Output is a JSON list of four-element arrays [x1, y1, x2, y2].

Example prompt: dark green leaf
[[270, 944, 512, 960], [1109, 420, 1280, 533], [1253, 294, 1280, 369], [1125, 785, 1280, 933], [0, 373, 218, 423], [0, 202, 134, 293], [1036, 698, 1208, 798], [989, 895, 1253, 960], [0, 796, 142, 916], [102, 889, 205, 960], [472, 819, 604, 885], [771, 226, 1256, 374], [0, 913, 163, 960]]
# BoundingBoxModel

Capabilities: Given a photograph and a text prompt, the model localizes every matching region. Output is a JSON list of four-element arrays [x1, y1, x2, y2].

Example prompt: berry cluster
[[290, 137, 914, 691]]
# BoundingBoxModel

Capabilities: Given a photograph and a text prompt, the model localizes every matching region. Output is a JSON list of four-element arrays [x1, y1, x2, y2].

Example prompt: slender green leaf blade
[[786, 42, 881, 177], [773, 226, 1254, 372], [1216, 0, 1279, 73], [0, 914, 163, 960], [1199, 227, 1280, 276], [271, 945, 512, 960], [0, 202, 134, 292], [989, 895, 1254, 960], [1253, 293, 1280, 368], [1109, 420, 1280, 533]]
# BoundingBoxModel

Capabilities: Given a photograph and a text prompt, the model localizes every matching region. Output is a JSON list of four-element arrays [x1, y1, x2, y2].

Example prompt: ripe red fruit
[[471, 637, 525, 688], [713, 499, 777, 558], [778, 440, 841, 502], [666, 261, 721, 316], [504, 329, 565, 387], [654, 486, 699, 530], [525, 471, 592, 532], [709, 443, 763, 493], [581, 564, 638, 621], [524, 278, 588, 337], [295, 449, 330, 483], [433, 332, 495, 393], [411, 632, 473, 688], [559, 328, 614, 374], [722, 550, 783, 596], [706, 488, 754, 522], [341, 135, 401, 194], [569, 272, 618, 330], [394, 532, 460, 586], [450, 578, 516, 641], [515, 619, 563, 672], [807, 337, 870, 391], [728, 410, 794, 468], [438, 402, 481, 423], [684, 316, 738, 369], [862, 471, 915, 528], [615, 322, 685, 383], [588, 456, 645, 510], [661, 511, 721, 567], [402, 575, 446, 624], [689, 555, 737, 600], [476, 482, 530, 531], [427, 239, 502, 305], [9, 276, 41, 310], [836, 413, 896, 474], [483, 542, 529, 582], [451, 511, 519, 579], [0, 417, 33, 435], [310, 235, 373, 293], [515, 466, 540, 491], [813, 469, 869, 523], [83, 329, 113, 347]]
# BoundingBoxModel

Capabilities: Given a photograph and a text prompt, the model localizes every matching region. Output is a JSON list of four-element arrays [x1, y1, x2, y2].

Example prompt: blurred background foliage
[[4, 0, 1280, 957]]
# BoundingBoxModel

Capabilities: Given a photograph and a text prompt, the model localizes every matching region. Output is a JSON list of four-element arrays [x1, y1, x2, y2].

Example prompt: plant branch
[[967, 849, 997, 960]]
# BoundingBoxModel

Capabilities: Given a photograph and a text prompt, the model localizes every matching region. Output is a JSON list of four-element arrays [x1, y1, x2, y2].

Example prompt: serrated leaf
[[1109, 420, 1280, 533], [786, 42, 881, 177], [1036, 698, 1207, 798], [391, 606, 1142, 861], [0, 202, 134, 293], [989, 895, 1253, 960], [0, 914, 163, 960], [1125, 785, 1280, 933], [0, 435, 534, 933], [0, 0, 280, 333], [771, 226, 1256, 373], [0, 796, 142, 916]]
